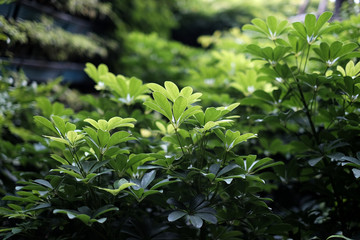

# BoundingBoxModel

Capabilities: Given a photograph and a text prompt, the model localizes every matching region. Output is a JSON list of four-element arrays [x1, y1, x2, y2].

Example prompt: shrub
[[240, 12, 360, 238], [0, 63, 284, 240]]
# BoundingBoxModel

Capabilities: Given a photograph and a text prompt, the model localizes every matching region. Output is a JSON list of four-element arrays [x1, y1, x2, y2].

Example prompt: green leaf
[[2, 196, 36, 203], [97, 129, 110, 148], [305, 14, 316, 36], [314, 11, 333, 34], [51, 116, 66, 136], [34, 116, 57, 135], [189, 215, 203, 228], [202, 121, 219, 132], [108, 131, 133, 147], [51, 154, 70, 165], [292, 22, 307, 39], [141, 170, 156, 189], [65, 122, 76, 132], [36, 97, 52, 117], [217, 163, 239, 177], [44, 136, 69, 146], [253, 90, 274, 103], [352, 169, 360, 179], [107, 117, 136, 130], [250, 18, 268, 34], [33, 179, 52, 189], [204, 108, 222, 123], [84, 63, 97, 81], [147, 83, 168, 99], [165, 81, 180, 102], [214, 129, 225, 143], [84, 118, 99, 130], [151, 179, 180, 190], [180, 86, 193, 98], [84, 127, 99, 146], [97, 179, 137, 196], [195, 213, 217, 224], [326, 235, 353, 240], [126, 154, 154, 171], [97, 120, 108, 131], [152, 92, 173, 120], [93, 205, 119, 219], [168, 211, 186, 222], [51, 168, 82, 180], [173, 96, 188, 124], [267, 16, 277, 35], [66, 131, 79, 145]]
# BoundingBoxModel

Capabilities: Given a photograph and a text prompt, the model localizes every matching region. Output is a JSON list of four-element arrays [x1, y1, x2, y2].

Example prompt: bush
[[0, 63, 285, 239]]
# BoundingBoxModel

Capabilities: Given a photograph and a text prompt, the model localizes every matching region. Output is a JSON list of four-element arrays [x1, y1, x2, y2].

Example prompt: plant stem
[[302, 45, 311, 73], [174, 128, 185, 156], [296, 80, 319, 145], [69, 147, 86, 177], [286, 60, 319, 145], [222, 151, 228, 166]]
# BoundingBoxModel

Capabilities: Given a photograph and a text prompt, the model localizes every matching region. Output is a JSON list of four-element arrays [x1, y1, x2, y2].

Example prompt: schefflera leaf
[[337, 60, 360, 78], [53, 205, 118, 226], [292, 12, 336, 45], [167, 195, 217, 228], [96, 179, 137, 196], [312, 41, 358, 67], [84, 63, 109, 84], [84, 117, 136, 131], [235, 155, 284, 182], [194, 103, 240, 132], [100, 72, 149, 105], [243, 15, 288, 41], [144, 81, 202, 129], [215, 129, 257, 152]]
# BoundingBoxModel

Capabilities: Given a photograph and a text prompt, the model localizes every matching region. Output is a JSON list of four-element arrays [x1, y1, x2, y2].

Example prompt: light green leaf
[[147, 83, 168, 98], [314, 11, 333, 34], [305, 14, 316, 36], [153, 92, 173, 120], [44, 136, 69, 146], [51, 116, 66, 136], [165, 81, 180, 102], [51, 154, 70, 165], [97, 179, 137, 196], [34, 116, 57, 135], [84, 119, 100, 129], [108, 117, 136, 130], [173, 96, 188, 124], [180, 86, 193, 98], [98, 120, 108, 131], [267, 16, 277, 35]]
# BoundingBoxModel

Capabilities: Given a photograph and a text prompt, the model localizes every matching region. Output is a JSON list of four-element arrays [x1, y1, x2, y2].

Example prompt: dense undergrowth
[[1, 12, 360, 240]]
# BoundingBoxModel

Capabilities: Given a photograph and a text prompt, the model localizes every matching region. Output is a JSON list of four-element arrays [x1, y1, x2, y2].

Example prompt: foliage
[[0, 16, 114, 61], [112, 0, 178, 38], [39, 0, 112, 19], [0, 65, 76, 196], [120, 32, 201, 84], [240, 12, 360, 239], [0, 63, 285, 240]]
